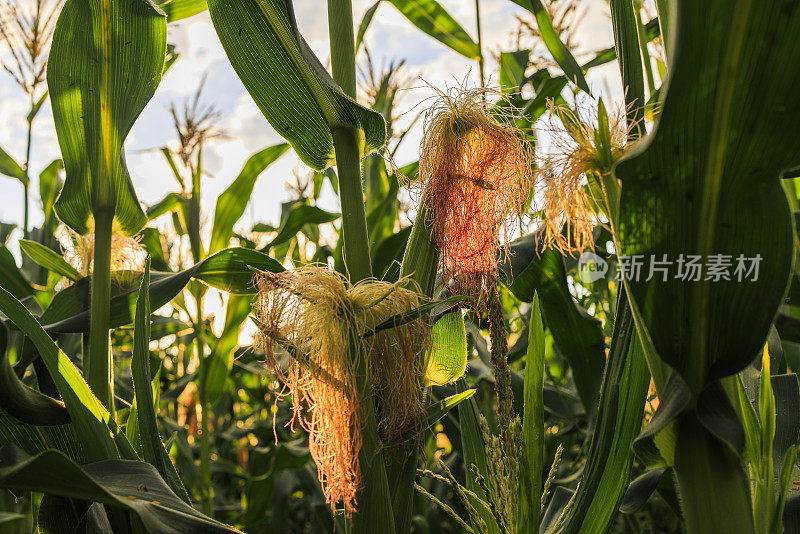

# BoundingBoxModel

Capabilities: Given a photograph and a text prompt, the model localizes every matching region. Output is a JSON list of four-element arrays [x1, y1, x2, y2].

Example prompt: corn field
[[0, 0, 799, 532]]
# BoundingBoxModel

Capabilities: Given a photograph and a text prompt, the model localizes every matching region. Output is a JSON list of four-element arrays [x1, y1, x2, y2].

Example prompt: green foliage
[[48, 0, 167, 235], [205, 0, 386, 170], [0, 1, 798, 533]]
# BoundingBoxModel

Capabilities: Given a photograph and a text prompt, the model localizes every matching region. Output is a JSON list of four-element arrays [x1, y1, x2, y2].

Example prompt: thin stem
[[22, 182, 29, 240], [475, 0, 485, 93], [328, 0, 371, 283], [328, 0, 357, 98], [23, 95, 33, 239], [634, 3, 656, 95], [332, 128, 372, 282], [197, 291, 213, 517], [87, 209, 114, 411], [609, 0, 645, 134]]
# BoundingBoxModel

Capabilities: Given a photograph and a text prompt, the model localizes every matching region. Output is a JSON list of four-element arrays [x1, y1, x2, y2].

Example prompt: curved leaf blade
[[19, 240, 82, 281], [616, 0, 800, 391], [48, 0, 167, 235], [386, 0, 479, 59], [0, 445, 240, 533], [209, 143, 289, 253], [206, 0, 386, 170]]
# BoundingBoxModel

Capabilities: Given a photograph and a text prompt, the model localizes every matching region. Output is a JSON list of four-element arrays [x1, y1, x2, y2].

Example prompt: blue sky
[[0, 0, 622, 242]]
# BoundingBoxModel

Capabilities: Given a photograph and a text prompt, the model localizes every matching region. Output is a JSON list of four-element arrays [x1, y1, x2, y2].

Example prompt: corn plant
[[0, 0, 799, 533]]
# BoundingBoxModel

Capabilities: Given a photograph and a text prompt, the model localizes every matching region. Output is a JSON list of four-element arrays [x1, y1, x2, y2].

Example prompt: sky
[[0, 0, 624, 246]]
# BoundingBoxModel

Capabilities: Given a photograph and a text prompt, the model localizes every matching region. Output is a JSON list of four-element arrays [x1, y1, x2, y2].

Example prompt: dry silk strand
[[416, 85, 535, 304], [540, 98, 639, 254], [416, 85, 534, 433], [252, 265, 429, 515], [62, 228, 146, 277]]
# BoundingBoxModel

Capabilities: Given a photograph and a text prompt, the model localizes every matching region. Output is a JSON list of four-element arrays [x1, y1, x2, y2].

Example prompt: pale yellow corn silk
[[540, 98, 639, 254], [415, 85, 535, 304], [252, 265, 431, 515], [62, 227, 147, 284]]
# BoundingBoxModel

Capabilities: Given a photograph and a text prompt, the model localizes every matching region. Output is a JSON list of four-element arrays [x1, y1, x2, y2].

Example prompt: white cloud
[[0, 0, 626, 243]]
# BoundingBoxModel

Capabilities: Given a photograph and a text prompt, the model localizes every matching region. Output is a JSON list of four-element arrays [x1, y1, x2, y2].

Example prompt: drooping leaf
[[261, 204, 339, 251], [206, 0, 386, 170], [498, 231, 605, 410], [616, 0, 800, 392], [48, 0, 167, 235], [386, 0, 479, 59], [0, 445, 240, 533], [42, 247, 283, 334], [619, 467, 669, 514], [0, 286, 121, 462], [0, 322, 70, 427], [209, 144, 289, 253], [146, 192, 186, 220], [157, 0, 208, 22], [0, 146, 26, 184], [19, 240, 82, 281]]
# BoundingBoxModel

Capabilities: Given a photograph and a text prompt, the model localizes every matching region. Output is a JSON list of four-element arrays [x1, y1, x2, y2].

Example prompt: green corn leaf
[[524, 0, 590, 93], [736, 375, 763, 475], [424, 389, 475, 428], [201, 294, 252, 406], [39, 159, 64, 231], [42, 247, 283, 334], [157, 0, 208, 21], [673, 413, 754, 533], [775, 446, 798, 533], [499, 50, 529, 92], [131, 258, 190, 503], [616, 0, 800, 394], [146, 192, 186, 220], [0, 246, 34, 299], [0, 322, 70, 427], [619, 467, 669, 515], [19, 240, 82, 281], [0, 286, 120, 462], [48, 0, 167, 235], [386, 0, 479, 59], [756, 350, 777, 532], [0, 445, 240, 533], [0, 408, 83, 462], [206, 0, 386, 170], [138, 227, 170, 271], [355, 0, 381, 52], [498, 231, 605, 411], [372, 226, 411, 281], [456, 379, 500, 534], [559, 291, 651, 534], [518, 292, 545, 532], [209, 143, 290, 254], [261, 204, 340, 251], [0, 146, 27, 184]]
